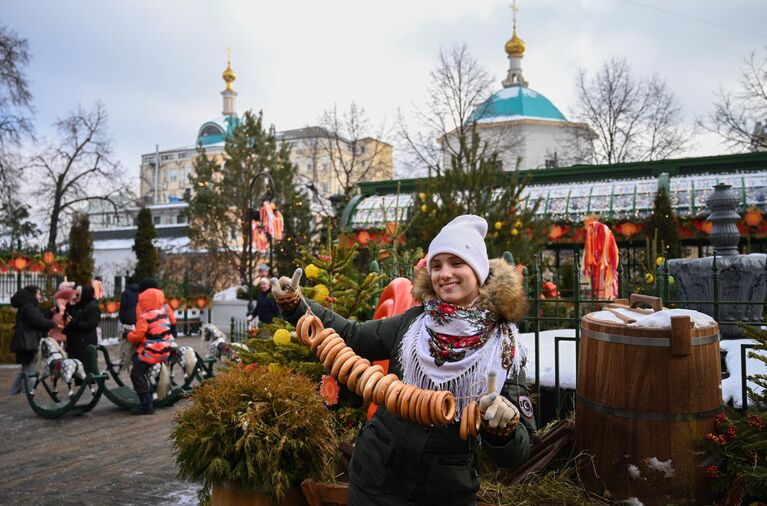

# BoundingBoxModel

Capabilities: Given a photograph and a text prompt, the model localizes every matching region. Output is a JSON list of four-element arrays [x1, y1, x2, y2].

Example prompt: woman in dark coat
[[63, 285, 101, 375], [9, 285, 56, 395], [272, 216, 535, 506], [247, 277, 280, 325]]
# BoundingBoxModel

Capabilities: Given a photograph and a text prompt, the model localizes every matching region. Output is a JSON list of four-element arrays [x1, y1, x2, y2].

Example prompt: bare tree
[[317, 102, 391, 219], [30, 102, 132, 251], [570, 57, 690, 164], [702, 48, 767, 151], [399, 44, 520, 177], [0, 25, 35, 248]]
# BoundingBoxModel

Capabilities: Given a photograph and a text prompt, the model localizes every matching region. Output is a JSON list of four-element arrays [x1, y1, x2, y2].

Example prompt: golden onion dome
[[222, 62, 236, 91], [505, 29, 526, 57]]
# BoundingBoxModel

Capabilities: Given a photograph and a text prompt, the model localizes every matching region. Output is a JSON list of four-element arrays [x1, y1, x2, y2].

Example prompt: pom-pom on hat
[[426, 215, 490, 285]]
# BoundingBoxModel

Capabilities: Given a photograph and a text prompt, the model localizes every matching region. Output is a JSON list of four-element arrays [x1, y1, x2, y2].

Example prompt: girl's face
[[71, 288, 81, 305], [430, 253, 480, 307]]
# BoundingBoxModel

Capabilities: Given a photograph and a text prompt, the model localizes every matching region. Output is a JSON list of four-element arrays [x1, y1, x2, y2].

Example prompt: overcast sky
[[5, 0, 767, 186]]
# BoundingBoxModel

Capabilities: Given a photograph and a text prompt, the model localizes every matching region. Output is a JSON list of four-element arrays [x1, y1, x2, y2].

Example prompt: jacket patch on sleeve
[[518, 395, 534, 418]]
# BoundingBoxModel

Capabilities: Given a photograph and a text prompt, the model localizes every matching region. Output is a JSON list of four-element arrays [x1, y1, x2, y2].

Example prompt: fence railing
[[0, 273, 64, 304]]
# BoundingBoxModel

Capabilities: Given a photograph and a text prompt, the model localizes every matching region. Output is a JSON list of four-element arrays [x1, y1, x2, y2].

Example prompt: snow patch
[[643, 457, 675, 478], [627, 464, 642, 480], [621, 498, 644, 506], [214, 286, 241, 301]]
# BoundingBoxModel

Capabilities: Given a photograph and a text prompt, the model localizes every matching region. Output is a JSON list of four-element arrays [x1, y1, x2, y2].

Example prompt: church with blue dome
[[448, 7, 593, 171]]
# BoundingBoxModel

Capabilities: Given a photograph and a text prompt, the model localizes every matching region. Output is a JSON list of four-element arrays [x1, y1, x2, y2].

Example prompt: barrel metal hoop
[[581, 327, 719, 347], [576, 393, 723, 422]]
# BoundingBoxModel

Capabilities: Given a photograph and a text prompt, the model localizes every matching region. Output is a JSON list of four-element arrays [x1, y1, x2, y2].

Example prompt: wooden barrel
[[576, 294, 721, 505]]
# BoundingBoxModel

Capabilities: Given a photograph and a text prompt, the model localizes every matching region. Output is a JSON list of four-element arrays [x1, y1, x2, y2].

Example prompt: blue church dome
[[469, 86, 567, 123], [196, 115, 238, 147]]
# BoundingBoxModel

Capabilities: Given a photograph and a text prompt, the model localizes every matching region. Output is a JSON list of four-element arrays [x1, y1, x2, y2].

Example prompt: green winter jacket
[[284, 259, 536, 505]]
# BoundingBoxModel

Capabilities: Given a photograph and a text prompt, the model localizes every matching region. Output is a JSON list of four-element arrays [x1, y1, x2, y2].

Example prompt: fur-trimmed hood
[[412, 258, 528, 323]]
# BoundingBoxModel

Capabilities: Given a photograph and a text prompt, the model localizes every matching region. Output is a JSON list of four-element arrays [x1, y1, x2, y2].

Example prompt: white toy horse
[[168, 342, 198, 381], [201, 323, 249, 362], [35, 337, 92, 397]]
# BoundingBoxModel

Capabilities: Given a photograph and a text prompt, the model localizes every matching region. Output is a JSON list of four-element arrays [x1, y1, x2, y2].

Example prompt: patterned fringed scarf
[[398, 299, 523, 418]]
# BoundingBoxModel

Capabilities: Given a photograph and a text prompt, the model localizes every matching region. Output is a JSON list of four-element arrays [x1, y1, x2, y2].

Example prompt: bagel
[[317, 336, 344, 362], [385, 381, 405, 413], [373, 374, 398, 405], [356, 365, 384, 397], [346, 360, 372, 393], [322, 340, 348, 370], [397, 384, 417, 418], [338, 355, 361, 384], [311, 328, 338, 355], [330, 349, 356, 378], [362, 371, 384, 403], [419, 390, 434, 425]]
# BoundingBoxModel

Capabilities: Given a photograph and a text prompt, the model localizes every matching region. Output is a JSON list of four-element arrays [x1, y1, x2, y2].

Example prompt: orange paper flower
[[320, 375, 340, 406]]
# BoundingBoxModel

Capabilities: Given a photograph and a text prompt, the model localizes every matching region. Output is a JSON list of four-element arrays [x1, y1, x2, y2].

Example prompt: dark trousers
[[130, 355, 153, 395]]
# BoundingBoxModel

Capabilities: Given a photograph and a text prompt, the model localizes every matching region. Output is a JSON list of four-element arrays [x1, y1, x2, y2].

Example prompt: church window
[[200, 124, 225, 137]]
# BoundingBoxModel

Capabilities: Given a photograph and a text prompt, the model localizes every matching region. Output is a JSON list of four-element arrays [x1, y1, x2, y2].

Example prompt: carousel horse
[[201, 323, 249, 362], [34, 337, 92, 398]]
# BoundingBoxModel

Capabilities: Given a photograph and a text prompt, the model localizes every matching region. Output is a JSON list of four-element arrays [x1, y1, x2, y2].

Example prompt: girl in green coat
[[273, 215, 536, 506]]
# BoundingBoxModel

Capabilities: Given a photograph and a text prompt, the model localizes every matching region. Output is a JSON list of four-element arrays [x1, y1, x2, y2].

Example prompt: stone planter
[[211, 482, 308, 506]]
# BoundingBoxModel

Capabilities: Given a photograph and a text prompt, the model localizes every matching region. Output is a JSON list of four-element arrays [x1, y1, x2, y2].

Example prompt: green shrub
[[171, 364, 338, 504]]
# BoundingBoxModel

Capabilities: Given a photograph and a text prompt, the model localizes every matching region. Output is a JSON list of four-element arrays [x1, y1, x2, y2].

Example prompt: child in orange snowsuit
[[127, 288, 175, 415]]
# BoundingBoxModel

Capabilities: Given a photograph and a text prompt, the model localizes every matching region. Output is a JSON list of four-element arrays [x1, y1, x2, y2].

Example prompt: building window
[[153, 216, 161, 225], [177, 214, 186, 224], [169, 168, 177, 182]]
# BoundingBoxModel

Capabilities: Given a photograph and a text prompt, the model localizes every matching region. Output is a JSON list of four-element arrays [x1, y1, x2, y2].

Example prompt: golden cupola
[[222, 60, 236, 91], [505, 28, 526, 58]]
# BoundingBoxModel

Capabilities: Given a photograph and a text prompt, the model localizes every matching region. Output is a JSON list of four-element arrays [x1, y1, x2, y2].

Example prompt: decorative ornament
[[745, 207, 763, 227], [305, 263, 321, 280], [312, 284, 329, 304], [656, 256, 665, 266], [494, 221, 502, 230], [645, 273, 654, 284], [511, 228, 519, 236], [420, 204, 428, 213], [272, 328, 291, 346], [320, 375, 340, 406]]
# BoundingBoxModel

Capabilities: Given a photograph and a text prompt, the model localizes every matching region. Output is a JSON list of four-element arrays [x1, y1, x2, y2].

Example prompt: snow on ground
[[518, 329, 765, 408]]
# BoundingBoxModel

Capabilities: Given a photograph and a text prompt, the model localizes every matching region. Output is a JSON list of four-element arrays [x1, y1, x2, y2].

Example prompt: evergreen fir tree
[[187, 111, 313, 283], [647, 188, 682, 259], [406, 125, 547, 265], [67, 212, 93, 286], [299, 242, 385, 320], [133, 207, 158, 280], [270, 141, 313, 278]]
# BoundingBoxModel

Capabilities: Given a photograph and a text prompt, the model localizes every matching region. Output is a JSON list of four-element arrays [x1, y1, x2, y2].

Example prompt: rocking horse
[[34, 337, 92, 398], [202, 323, 250, 362]]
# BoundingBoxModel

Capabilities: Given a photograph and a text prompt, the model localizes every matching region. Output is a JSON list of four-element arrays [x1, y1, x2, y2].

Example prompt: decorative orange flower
[[320, 375, 340, 406]]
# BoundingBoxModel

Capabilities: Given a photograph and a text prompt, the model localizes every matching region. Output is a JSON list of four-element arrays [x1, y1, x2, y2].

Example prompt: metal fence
[[0, 273, 64, 304]]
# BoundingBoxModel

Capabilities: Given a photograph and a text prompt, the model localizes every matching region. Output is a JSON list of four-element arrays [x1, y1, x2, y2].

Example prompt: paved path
[[0, 336, 208, 505]]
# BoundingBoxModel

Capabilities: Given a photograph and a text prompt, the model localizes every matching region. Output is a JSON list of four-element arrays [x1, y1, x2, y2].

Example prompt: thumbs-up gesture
[[478, 371, 520, 433], [270, 268, 303, 314]]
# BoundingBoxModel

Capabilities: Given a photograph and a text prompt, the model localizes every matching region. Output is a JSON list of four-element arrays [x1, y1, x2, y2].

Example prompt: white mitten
[[270, 268, 303, 314], [478, 371, 520, 433]]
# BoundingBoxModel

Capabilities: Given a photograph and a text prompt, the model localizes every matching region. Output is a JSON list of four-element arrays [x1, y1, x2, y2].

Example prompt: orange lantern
[[548, 225, 567, 241], [701, 221, 714, 234], [105, 300, 120, 314], [618, 222, 638, 238], [43, 251, 56, 266], [745, 207, 763, 228], [356, 230, 370, 247], [194, 296, 209, 309], [10, 256, 28, 272], [167, 297, 182, 310]]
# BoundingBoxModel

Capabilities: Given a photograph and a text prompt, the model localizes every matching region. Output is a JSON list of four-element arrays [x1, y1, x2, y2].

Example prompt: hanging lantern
[[10, 255, 28, 272], [618, 222, 639, 238], [194, 296, 209, 309], [104, 300, 120, 314], [43, 251, 56, 266], [745, 207, 763, 227], [167, 297, 182, 310]]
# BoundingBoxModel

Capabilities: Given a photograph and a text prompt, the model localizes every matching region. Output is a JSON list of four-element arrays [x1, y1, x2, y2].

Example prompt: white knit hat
[[426, 215, 490, 285]]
